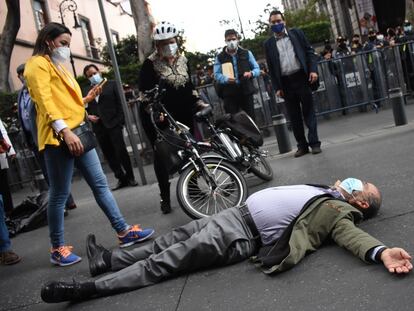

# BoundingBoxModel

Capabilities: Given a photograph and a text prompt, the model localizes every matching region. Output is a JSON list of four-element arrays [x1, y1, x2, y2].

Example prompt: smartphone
[[97, 77, 108, 88]]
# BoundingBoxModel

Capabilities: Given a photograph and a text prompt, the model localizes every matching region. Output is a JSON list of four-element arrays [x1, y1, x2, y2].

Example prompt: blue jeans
[[44, 147, 129, 248], [0, 195, 11, 252]]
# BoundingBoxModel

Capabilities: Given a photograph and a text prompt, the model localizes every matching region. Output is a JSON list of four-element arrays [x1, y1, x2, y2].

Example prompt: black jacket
[[84, 80, 125, 129], [264, 28, 318, 92]]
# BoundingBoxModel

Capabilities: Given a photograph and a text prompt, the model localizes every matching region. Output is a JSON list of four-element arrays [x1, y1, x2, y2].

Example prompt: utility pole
[[97, 0, 147, 185], [234, 0, 246, 39]]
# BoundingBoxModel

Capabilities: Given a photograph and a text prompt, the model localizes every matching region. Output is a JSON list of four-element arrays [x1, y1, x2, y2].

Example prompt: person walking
[[214, 29, 260, 120], [83, 64, 138, 191], [24, 23, 154, 267], [16, 63, 77, 210], [138, 21, 207, 214], [40, 177, 412, 303], [264, 10, 321, 157]]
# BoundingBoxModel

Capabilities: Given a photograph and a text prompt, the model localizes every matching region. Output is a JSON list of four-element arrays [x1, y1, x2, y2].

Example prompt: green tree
[[100, 35, 142, 87]]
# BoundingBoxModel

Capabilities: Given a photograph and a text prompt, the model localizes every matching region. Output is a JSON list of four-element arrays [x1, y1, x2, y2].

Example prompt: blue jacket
[[17, 87, 38, 148], [264, 28, 318, 92]]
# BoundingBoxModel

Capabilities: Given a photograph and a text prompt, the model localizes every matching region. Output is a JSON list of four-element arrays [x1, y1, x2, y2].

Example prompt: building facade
[[282, 0, 414, 41], [0, 0, 137, 91]]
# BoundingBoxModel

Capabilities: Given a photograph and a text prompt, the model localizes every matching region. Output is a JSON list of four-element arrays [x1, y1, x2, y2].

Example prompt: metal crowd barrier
[[9, 42, 414, 189]]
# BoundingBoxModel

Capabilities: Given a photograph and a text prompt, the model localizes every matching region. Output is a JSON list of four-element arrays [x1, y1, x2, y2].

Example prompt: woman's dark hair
[[33, 22, 72, 56]]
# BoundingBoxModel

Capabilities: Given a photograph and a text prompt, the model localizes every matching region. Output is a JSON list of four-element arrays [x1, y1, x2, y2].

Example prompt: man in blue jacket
[[264, 11, 321, 157], [214, 29, 261, 120]]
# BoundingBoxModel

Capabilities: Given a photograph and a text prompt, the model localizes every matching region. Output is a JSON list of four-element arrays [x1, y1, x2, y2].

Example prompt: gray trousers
[[95, 208, 258, 295]]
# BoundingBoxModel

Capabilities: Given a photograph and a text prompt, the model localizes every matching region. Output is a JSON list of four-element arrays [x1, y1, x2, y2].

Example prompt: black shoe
[[127, 179, 138, 187], [86, 234, 109, 277], [111, 180, 128, 191], [41, 281, 85, 303], [294, 148, 309, 158], [160, 199, 171, 214], [311, 146, 322, 154], [66, 203, 77, 210]]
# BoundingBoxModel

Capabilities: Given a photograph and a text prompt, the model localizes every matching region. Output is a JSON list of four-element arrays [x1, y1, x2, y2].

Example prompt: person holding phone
[[24, 23, 154, 267], [83, 64, 138, 191]]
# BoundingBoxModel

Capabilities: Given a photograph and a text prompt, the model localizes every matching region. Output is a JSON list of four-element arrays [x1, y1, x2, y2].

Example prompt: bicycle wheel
[[177, 158, 248, 219], [248, 151, 273, 181]]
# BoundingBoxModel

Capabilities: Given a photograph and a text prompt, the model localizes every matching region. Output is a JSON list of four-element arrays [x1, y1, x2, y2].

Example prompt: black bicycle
[[143, 85, 248, 219], [195, 107, 273, 181]]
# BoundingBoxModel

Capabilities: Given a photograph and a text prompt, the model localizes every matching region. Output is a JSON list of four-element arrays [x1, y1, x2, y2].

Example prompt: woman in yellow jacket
[[24, 23, 154, 267]]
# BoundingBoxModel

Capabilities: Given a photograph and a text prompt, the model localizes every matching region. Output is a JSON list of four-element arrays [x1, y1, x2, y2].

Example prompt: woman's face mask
[[162, 43, 178, 57], [52, 46, 71, 63]]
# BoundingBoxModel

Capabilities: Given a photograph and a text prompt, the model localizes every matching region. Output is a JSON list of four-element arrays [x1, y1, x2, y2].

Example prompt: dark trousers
[[94, 124, 135, 182], [0, 169, 13, 214], [95, 207, 257, 295], [223, 92, 256, 121], [282, 71, 320, 150]]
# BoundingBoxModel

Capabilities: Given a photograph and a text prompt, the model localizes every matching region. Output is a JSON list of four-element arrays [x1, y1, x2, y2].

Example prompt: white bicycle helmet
[[153, 21, 178, 40]]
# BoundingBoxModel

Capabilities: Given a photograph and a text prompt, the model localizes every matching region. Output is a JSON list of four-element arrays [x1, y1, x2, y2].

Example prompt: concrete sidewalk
[[2, 102, 414, 311]]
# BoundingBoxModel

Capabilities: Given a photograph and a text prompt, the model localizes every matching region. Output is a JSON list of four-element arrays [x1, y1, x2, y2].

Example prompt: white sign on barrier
[[345, 72, 362, 88]]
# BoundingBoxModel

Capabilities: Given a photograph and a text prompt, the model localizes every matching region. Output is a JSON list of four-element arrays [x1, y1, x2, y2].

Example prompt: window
[[33, 0, 49, 31], [111, 30, 120, 45], [79, 17, 99, 59]]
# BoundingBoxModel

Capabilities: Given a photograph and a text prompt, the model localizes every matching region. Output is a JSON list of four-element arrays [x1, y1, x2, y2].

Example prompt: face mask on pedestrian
[[404, 25, 412, 33], [162, 43, 178, 57], [226, 39, 238, 51], [51, 45, 71, 63], [338, 178, 364, 198], [18, 75, 26, 86], [271, 23, 285, 34], [376, 34, 384, 41], [89, 73, 103, 85], [368, 35, 376, 42]]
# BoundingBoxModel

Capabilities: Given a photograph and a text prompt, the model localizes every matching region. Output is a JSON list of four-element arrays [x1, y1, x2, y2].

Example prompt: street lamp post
[[58, 0, 81, 76]]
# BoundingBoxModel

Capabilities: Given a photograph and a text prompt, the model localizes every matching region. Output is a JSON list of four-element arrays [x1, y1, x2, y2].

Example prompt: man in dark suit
[[83, 65, 137, 190], [40, 177, 412, 303], [264, 10, 321, 157]]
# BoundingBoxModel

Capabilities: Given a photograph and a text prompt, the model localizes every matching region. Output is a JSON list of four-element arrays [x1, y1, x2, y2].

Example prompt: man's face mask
[[339, 178, 364, 198], [226, 39, 238, 51], [89, 73, 103, 85], [271, 23, 285, 34], [404, 25, 412, 33]]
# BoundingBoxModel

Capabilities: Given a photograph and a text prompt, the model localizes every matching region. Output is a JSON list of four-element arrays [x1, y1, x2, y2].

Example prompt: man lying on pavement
[[41, 178, 412, 303]]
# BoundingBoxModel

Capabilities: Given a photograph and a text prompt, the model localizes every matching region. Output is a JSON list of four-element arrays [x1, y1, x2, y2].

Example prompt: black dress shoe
[[86, 234, 109, 277], [160, 199, 171, 214], [294, 148, 309, 158], [127, 179, 138, 187], [111, 180, 128, 191], [311, 146, 322, 154], [41, 281, 84, 303]]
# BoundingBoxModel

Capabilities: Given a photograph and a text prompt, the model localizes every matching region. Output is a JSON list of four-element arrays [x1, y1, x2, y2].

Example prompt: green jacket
[[252, 197, 384, 274]]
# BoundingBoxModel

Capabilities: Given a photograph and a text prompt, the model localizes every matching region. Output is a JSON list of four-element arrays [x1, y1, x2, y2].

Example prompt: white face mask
[[162, 43, 178, 57], [52, 46, 71, 63], [376, 34, 384, 41], [226, 40, 238, 51]]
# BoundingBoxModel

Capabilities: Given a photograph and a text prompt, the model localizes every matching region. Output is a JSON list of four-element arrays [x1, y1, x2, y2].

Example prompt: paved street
[[1, 103, 414, 311]]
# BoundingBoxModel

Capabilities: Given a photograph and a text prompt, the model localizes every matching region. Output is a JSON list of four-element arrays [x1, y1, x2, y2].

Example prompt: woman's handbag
[[56, 121, 97, 156]]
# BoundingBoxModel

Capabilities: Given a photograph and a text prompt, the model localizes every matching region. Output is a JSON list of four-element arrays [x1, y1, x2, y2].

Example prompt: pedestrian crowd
[[0, 9, 412, 306]]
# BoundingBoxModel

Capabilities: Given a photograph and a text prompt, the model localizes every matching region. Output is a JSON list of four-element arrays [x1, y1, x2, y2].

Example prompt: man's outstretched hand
[[381, 248, 413, 274]]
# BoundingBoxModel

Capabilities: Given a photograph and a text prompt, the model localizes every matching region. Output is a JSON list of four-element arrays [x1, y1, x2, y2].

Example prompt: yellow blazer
[[24, 55, 85, 151]]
